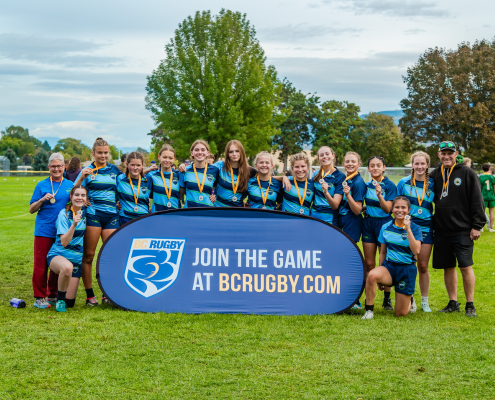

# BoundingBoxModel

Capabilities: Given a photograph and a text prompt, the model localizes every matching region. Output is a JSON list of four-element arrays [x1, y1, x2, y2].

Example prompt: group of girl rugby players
[[36, 136, 435, 319]]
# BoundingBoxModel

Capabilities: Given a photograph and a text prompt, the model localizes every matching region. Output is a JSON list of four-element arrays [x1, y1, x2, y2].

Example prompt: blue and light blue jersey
[[378, 220, 423, 264], [282, 177, 315, 215], [77, 163, 123, 215], [179, 163, 220, 208], [339, 173, 367, 216], [396, 176, 435, 235], [116, 175, 152, 219], [213, 160, 248, 207], [311, 168, 345, 220], [147, 169, 181, 211], [364, 176, 397, 218], [47, 208, 87, 272], [247, 176, 282, 210]]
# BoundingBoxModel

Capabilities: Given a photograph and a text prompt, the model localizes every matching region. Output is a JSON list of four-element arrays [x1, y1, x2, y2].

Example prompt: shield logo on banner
[[124, 238, 186, 298]]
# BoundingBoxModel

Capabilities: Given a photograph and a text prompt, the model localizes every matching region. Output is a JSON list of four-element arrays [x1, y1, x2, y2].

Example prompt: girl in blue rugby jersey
[[147, 144, 181, 211], [179, 140, 219, 207], [311, 146, 345, 224], [362, 196, 423, 319], [75, 137, 123, 306], [47, 186, 88, 312], [362, 156, 397, 310], [282, 153, 315, 215], [116, 152, 153, 226], [247, 151, 283, 209], [396, 151, 434, 312], [212, 140, 257, 207]]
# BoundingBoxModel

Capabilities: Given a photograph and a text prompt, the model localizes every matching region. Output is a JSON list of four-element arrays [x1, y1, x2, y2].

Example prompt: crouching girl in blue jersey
[[362, 196, 423, 319], [46, 186, 88, 312], [116, 152, 152, 225]]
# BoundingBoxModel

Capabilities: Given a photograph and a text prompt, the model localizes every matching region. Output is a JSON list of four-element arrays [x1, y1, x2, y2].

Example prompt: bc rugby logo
[[124, 238, 186, 298]]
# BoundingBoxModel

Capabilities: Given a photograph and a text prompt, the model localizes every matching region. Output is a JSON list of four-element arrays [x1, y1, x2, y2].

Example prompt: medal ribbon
[[256, 174, 271, 205], [440, 163, 456, 193], [91, 163, 107, 178], [345, 171, 358, 181], [50, 176, 64, 198], [320, 166, 334, 180], [160, 169, 173, 200], [372, 176, 384, 185], [193, 163, 208, 194], [411, 177, 426, 207], [294, 178, 308, 207], [229, 167, 240, 195], [128, 174, 141, 207], [394, 220, 405, 230]]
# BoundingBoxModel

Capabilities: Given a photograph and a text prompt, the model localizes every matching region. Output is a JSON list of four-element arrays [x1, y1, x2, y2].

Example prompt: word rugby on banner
[[97, 208, 365, 315]]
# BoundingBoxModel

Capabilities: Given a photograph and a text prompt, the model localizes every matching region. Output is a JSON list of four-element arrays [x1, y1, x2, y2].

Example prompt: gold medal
[[128, 174, 141, 213], [49, 176, 64, 204]]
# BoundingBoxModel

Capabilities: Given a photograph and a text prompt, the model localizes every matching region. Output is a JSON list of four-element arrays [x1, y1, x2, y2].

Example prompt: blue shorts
[[119, 215, 132, 226], [86, 211, 119, 230], [310, 209, 336, 224], [421, 230, 433, 245], [362, 215, 392, 244], [47, 255, 82, 278], [337, 212, 363, 242], [383, 260, 417, 295]]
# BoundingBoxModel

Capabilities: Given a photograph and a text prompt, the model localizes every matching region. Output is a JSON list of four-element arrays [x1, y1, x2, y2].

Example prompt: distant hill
[[360, 110, 404, 126], [35, 138, 149, 154]]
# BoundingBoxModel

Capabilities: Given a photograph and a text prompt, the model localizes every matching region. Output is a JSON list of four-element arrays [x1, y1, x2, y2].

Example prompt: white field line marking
[[0, 213, 31, 221]]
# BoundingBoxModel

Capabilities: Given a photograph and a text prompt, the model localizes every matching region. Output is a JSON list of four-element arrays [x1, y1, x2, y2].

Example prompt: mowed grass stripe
[[0, 177, 494, 399]]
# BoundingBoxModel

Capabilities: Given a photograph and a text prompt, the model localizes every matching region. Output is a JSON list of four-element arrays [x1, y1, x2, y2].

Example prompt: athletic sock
[[65, 298, 76, 308], [384, 291, 391, 300], [85, 288, 95, 299], [57, 291, 67, 301], [421, 296, 428, 303], [365, 304, 374, 312]]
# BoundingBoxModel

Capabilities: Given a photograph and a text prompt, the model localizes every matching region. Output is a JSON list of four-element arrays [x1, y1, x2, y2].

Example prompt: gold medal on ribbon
[[193, 163, 208, 201], [49, 176, 64, 204], [318, 167, 334, 184], [440, 163, 456, 198], [256, 174, 271, 209], [294, 178, 308, 214], [90, 163, 106, 181], [128, 174, 141, 213], [160, 170, 173, 208]]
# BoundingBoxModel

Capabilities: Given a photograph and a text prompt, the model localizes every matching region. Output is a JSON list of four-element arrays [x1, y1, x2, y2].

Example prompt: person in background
[[117, 153, 127, 173], [430, 141, 485, 317], [65, 157, 82, 183], [184, 159, 191, 167], [463, 157, 472, 168], [62, 159, 70, 178], [479, 163, 495, 232], [29, 152, 74, 309]]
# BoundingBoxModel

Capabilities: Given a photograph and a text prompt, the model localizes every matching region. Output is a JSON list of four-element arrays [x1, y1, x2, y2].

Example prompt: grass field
[[1, 177, 494, 399]]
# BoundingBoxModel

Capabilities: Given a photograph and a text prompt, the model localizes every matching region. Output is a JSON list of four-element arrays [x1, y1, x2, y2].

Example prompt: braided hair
[[410, 151, 430, 193]]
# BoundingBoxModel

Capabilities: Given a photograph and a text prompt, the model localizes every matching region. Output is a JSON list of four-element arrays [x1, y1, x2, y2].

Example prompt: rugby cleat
[[351, 301, 362, 310], [465, 304, 477, 317], [421, 300, 432, 312], [33, 298, 51, 309], [361, 310, 374, 320], [382, 298, 394, 310], [47, 297, 57, 307], [409, 296, 417, 313], [101, 296, 110, 305], [56, 300, 67, 312], [85, 297, 99, 306], [438, 301, 460, 313]]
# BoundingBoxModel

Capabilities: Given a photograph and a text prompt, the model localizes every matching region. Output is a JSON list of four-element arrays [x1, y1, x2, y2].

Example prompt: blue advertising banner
[[97, 208, 365, 315]]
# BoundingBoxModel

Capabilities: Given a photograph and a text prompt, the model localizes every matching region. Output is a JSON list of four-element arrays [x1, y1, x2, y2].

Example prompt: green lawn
[[1, 177, 494, 399]]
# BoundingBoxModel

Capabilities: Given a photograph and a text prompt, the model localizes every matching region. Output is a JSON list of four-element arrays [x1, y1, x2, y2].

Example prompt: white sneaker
[[490, 228, 495, 233], [421, 301, 432, 312], [361, 310, 374, 319], [410, 296, 417, 313]]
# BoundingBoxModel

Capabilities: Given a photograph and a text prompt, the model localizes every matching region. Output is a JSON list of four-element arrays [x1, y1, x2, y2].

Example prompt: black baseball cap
[[438, 141, 457, 152]]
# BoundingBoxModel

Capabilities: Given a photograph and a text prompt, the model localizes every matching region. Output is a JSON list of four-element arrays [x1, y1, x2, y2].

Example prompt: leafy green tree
[[32, 149, 50, 171], [1, 125, 41, 149], [3, 148, 18, 170], [311, 100, 362, 164], [42, 140, 51, 152], [53, 138, 91, 160], [272, 79, 319, 170], [355, 113, 405, 166], [0, 136, 35, 156], [400, 39, 495, 163], [146, 9, 287, 159], [108, 145, 120, 162]]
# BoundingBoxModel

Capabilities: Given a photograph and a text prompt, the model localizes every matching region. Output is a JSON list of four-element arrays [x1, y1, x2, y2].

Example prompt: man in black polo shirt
[[430, 141, 485, 316]]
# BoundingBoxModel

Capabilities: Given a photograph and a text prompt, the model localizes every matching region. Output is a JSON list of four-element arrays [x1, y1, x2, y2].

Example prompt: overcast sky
[[0, 0, 493, 149]]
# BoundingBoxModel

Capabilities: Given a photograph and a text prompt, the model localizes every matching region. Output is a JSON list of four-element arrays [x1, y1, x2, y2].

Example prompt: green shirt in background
[[479, 173, 495, 201]]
